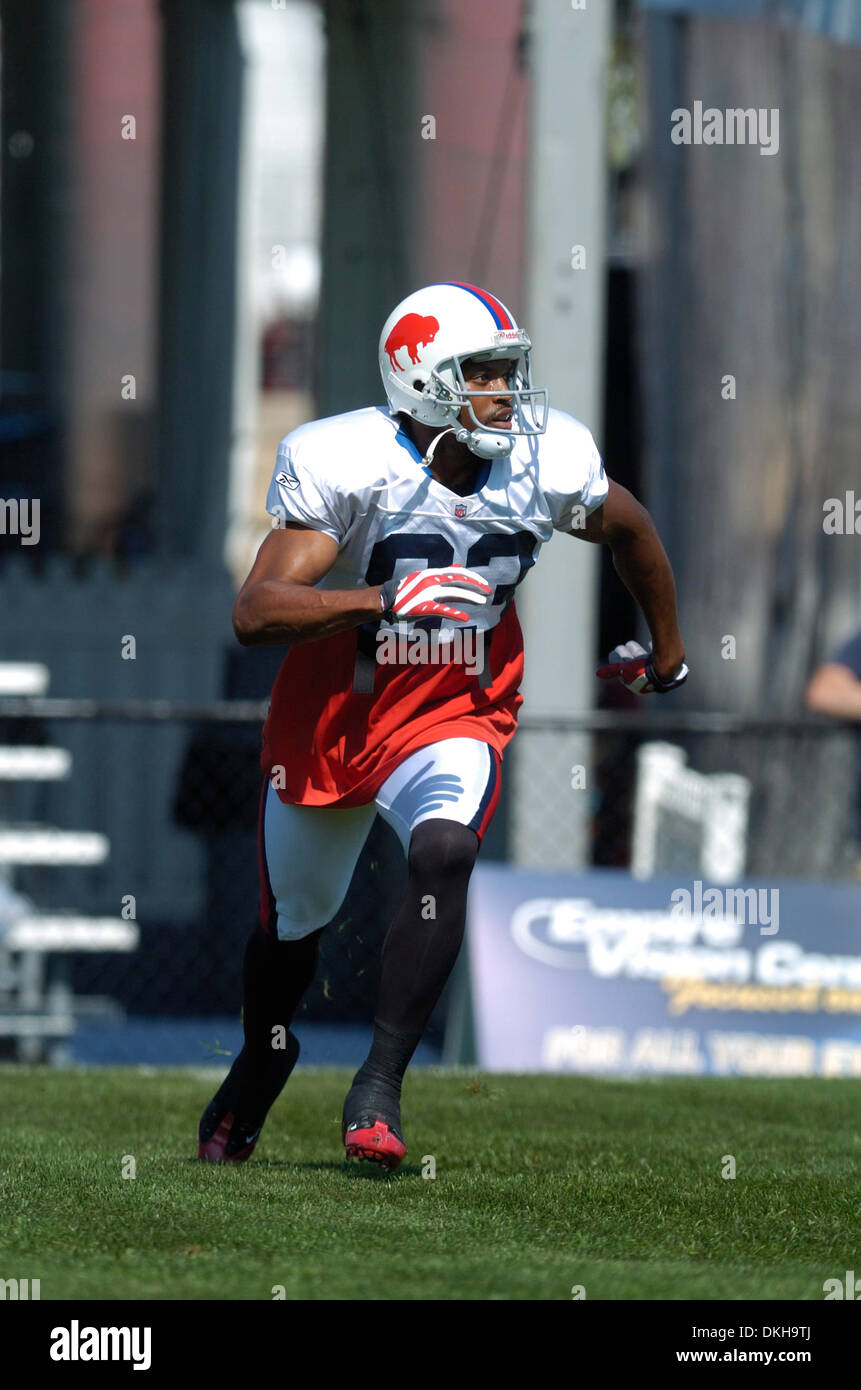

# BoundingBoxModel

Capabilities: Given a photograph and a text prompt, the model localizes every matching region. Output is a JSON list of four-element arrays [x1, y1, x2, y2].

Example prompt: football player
[[198, 281, 688, 1171]]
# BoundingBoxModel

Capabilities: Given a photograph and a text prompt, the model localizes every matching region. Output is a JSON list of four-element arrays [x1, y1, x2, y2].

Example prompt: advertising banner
[[458, 866, 861, 1075]]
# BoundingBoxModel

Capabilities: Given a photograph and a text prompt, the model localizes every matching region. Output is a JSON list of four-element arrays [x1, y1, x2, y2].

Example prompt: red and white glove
[[596, 640, 688, 694], [379, 567, 493, 623]]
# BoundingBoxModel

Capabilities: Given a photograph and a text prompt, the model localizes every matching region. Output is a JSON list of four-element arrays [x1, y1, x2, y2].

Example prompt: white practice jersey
[[265, 405, 608, 639]]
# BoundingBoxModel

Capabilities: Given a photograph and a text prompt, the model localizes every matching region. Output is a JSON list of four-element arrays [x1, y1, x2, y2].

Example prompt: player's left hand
[[596, 639, 688, 694]]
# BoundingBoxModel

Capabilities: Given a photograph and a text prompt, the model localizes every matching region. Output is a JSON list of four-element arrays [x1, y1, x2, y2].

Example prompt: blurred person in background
[[806, 629, 861, 871], [806, 630, 861, 723]]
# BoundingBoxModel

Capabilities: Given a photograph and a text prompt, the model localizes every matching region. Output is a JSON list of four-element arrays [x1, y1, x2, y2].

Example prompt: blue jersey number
[[365, 530, 537, 614], [353, 530, 537, 685]]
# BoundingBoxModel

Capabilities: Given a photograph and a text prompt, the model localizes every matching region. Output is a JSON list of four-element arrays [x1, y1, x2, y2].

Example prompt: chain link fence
[[0, 700, 858, 1062]]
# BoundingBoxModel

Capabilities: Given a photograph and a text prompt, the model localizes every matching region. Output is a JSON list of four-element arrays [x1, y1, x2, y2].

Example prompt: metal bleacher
[[0, 663, 139, 1062]]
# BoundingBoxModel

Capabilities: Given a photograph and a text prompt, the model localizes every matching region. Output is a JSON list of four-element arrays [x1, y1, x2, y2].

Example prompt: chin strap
[[420, 427, 456, 468]]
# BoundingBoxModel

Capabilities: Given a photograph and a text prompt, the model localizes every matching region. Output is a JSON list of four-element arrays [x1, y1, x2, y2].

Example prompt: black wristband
[[644, 657, 688, 693], [378, 579, 397, 624]]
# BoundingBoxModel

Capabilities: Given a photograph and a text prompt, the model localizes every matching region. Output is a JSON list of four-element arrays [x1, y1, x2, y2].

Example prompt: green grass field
[[1, 1066, 859, 1300]]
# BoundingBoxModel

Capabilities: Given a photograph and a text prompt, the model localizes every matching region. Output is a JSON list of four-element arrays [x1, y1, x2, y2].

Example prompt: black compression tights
[[375, 817, 478, 1037], [240, 818, 479, 1091], [240, 920, 322, 1063]]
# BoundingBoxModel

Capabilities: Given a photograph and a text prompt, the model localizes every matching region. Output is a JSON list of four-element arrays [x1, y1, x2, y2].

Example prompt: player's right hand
[[379, 567, 493, 623]]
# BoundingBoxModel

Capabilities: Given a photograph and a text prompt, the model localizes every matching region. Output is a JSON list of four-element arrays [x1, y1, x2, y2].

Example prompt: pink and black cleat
[[343, 1117, 407, 1172], [198, 1032, 300, 1163], [342, 1079, 407, 1172], [198, 1108, 263, 1164]]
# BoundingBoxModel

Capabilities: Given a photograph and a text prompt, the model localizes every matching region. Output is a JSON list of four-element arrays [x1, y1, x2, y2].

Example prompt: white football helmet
[[378, 282, 549, 459]]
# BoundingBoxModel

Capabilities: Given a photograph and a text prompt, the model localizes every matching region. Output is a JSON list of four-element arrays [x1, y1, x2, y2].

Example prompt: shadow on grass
[[183, 1157, 421, 1179]]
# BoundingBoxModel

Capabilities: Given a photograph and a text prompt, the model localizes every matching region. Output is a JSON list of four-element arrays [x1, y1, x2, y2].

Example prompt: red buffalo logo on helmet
[[384, 313, 440, 372]]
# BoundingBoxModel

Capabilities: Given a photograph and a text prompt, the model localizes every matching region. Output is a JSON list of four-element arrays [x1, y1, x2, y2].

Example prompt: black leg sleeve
[[348, 819, 478, 1103], [241, 921, 323, 1062]]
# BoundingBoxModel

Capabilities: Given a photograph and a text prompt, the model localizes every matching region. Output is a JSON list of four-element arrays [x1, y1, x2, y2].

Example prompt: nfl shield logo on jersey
[[454, 503, 468, 519]]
